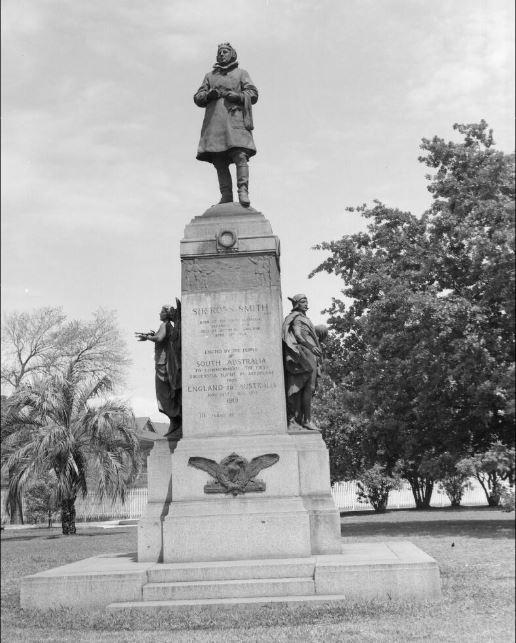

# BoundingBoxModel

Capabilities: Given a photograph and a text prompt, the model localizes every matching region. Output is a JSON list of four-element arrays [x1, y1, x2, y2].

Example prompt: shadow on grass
[[340, 506, 502, 518], [340, 518, 514, 540], [1, 530, 133, 543]]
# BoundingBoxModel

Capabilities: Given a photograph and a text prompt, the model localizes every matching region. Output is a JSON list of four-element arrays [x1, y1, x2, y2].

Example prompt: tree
[[1, 308, 131, 524], [433, 452, 472, 507], [56, 309, 131, 384], [313, 374, 367, 484], [1, 307, 66, 523], [457, 442, 515, 507], [419, 121, 515, 449], [2, 363, 141, 534], [355, 464, 401, 513], [1, 307, 66, 391], [24, 473, 60, 527], [310, 122, 515, 507], [1, 308, 130, 393]]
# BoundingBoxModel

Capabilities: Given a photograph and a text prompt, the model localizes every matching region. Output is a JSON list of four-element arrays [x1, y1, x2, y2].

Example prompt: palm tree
[[1, 362, 140, 534]]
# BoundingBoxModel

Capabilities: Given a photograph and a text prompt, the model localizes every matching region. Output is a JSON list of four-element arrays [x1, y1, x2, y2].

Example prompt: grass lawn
[[1, 507, 514, 642]]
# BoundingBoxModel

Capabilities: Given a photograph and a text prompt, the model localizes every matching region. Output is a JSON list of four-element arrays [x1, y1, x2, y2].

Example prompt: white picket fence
[[0, 487, 149, 524], [331, 478, 488, 511], [0, 478, 492, 524], [74, 487, 148, 521]]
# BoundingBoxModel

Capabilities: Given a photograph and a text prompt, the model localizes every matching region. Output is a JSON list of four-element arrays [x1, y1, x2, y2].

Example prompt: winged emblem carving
[[188, 452, 280, 496]]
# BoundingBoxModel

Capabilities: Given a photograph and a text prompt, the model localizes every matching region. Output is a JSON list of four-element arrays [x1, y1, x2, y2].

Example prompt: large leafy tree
[[2, 364, 140, 534], [311, 122, 514, 507]]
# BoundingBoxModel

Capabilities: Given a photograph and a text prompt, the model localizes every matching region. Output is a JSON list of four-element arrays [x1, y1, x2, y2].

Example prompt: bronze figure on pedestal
[[282, 294, 327, 431], [135, 301, 182, 439], [194, 43, 258, 207]]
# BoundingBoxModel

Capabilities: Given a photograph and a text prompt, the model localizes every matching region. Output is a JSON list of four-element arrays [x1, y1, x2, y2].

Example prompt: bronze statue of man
[[282, 294, 326, 431], [135, 301, 182, 439], [194, 42, 258, 207]]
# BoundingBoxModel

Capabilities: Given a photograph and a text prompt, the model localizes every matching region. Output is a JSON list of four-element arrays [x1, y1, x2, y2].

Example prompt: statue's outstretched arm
[[135, 322, 167, 343]]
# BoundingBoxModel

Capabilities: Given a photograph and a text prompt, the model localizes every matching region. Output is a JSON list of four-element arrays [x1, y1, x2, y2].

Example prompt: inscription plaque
[[182, 288, 287, 437]]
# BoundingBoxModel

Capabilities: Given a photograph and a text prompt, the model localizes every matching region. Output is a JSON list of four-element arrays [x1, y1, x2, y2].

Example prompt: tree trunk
[[477, 472, 502, 507], [61, 497, 77, 535], [8, 493, 24, 525], [371, 491, 389, 513], [408, 477, 434, 509]]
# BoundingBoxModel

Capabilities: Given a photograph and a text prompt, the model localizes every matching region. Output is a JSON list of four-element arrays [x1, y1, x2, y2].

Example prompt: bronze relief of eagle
[[188, 452, 280, 495]]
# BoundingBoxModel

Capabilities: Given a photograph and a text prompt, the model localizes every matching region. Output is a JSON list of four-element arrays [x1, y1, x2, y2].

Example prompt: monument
[[20, 44, 441, 611]]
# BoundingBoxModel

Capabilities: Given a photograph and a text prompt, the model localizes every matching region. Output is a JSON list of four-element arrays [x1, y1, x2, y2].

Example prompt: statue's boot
[[302, 420, 320, 431], [236, 164, 250, 207], [287, 418, 304, 431], [215, 163, 233, 203]]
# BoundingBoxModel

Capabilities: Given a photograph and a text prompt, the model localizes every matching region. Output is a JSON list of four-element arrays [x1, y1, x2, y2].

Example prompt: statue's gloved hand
[[225, 91, 242, 103], [206, 88, 220, 101]]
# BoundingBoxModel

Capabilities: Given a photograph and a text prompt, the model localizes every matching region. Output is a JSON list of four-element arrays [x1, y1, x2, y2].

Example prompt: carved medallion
[[188, 452, 280, 496]]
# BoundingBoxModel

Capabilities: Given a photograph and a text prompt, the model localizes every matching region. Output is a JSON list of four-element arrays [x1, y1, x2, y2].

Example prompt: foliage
[[313, 372, 366, 483], [423, 451, 472, 507], [24, 473, 60, 527], [436, 476, 468, 507], [437, 475, 472, 508], [457, 442, 515, 507], [1, 362, 141, 534], [1, 307, 66, 390], [355, 464, 401, 513], [310, 122, 515, 507], [1, 307, 132, 525], [499, 487, 515, 513], [1, 307, 130, 395]]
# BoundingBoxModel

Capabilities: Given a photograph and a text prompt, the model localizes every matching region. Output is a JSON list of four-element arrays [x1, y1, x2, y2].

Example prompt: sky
[[2, 0, 514, 421]]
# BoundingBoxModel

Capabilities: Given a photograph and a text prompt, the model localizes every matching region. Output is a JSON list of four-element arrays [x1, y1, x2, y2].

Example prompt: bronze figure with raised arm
[[135, 301, 182, 439]]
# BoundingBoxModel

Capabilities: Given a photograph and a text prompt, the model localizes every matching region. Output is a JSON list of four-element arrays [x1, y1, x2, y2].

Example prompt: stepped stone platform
[[21, 541, 441, 610]]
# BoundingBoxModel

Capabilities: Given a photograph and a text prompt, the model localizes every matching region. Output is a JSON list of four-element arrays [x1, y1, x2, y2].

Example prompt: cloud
[[2, 0, 47, 35], [406, 2, 514, 119]]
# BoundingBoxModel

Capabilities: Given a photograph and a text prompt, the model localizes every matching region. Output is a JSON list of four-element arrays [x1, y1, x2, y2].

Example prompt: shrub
[[24, 476, 60, 527], [437, 474, 472, 507], [499, 488, 515, 513], [457, 443, 515, 507], [356, 464, 402, 513]]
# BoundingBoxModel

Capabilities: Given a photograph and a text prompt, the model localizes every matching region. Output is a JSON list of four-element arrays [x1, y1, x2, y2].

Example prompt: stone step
[[108, 593, 349, 613], [146, 557, 315, 583], [142, 577, 315, 601]]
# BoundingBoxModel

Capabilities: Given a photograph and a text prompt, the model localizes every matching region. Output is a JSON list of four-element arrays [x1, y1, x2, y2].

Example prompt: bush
[[24, 477, 59, 527], [499, 488, 515, 513], [356, 464, 402, 513], [457, 443, 515, 507], [438, 474, 472, 507]]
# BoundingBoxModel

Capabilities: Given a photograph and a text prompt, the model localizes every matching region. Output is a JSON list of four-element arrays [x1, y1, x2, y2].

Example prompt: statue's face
[[297, 298, 309, 312], [159, 307, 168, 321], [217, 46, 232, 64]]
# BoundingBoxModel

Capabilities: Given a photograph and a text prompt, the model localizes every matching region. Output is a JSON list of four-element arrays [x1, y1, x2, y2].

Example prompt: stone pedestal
[[139, 203, 342, 563]]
